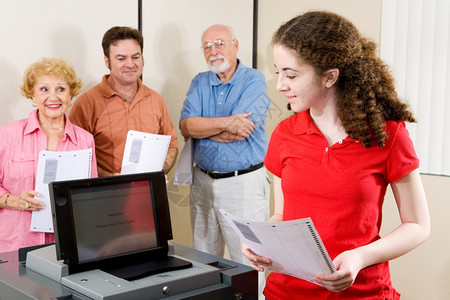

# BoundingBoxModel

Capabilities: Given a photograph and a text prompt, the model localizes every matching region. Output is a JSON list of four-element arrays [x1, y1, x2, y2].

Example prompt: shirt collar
[[209, 59, 243, 86], [101, 75, 146, 99], [293, 110, 319, 135], [24, 109, 78, 144], [294, 110, 359, 146], [24, 109, 41, 135]]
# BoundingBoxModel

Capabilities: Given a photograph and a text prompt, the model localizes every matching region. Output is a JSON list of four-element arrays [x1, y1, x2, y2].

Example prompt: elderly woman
[[0, 57, 97, 253]]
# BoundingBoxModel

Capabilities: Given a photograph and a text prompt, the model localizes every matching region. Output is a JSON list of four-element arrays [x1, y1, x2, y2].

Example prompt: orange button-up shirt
[[69, 75, 178, 174]]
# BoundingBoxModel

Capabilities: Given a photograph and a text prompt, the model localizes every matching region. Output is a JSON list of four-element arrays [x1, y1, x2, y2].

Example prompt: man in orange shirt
[[70, 26, 178, 176]]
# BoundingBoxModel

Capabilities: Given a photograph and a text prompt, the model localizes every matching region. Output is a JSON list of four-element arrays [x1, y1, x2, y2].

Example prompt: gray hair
[[201, 24, 237, 42]]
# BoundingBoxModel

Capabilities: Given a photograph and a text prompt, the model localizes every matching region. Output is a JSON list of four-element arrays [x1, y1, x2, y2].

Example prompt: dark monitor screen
[[71, 180, 157, 263], [49, 172, 188, 277]]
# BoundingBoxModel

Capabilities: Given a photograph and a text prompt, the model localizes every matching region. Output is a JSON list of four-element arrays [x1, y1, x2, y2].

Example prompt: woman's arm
[[269, 175, 284, 222], [314, 169, 430, 291], [242, 174, 284, 271]]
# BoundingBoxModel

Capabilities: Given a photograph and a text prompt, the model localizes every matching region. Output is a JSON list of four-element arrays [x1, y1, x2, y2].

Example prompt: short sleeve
[[180, 76, 202, 121], [264, 124, 284, 177], [385, 121, 420, 182], [230, 72, 269, 128]]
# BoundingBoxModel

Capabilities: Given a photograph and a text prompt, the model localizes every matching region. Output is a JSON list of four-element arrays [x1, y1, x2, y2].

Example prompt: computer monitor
[[49, 171, 191, 279]]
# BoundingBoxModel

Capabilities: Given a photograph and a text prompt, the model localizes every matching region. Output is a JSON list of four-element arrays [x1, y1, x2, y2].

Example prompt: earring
[[287, 103, 291, 111], [32, 101, 37, 107]]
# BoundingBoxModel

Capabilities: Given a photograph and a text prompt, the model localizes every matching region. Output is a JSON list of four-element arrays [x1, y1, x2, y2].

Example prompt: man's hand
[[180, 112, 255, 141], [224, 112, 255, 138], [97, 165, 120, 177], [210, 132, 244, 142]]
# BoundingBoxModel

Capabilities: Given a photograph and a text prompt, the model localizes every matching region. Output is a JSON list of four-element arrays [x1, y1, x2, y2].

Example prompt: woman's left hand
[[313, 249, 363, 292], [7, 190, 44, 211], [241, 243, 272, 272]]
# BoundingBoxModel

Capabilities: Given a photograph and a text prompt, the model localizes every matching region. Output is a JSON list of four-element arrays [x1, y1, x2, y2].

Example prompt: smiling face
[[33, 75, 71, 124], [105, 39, 143, 87], [273, 44, 331, 113]]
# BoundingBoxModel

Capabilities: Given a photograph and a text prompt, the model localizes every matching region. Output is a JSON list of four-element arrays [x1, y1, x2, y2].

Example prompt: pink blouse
[[0, 110, 97, 253]]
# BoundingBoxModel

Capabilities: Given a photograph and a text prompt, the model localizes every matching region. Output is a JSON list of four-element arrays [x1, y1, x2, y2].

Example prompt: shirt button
[[325, 147, 329, 152]]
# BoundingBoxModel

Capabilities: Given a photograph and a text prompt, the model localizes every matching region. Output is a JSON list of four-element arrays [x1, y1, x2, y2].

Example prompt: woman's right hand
[[4, 190, 43, 211], [242, 242, 272, 272]]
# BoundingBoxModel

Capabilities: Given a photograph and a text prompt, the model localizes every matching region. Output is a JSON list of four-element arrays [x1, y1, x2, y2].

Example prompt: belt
[[197, 162, 264, 180]]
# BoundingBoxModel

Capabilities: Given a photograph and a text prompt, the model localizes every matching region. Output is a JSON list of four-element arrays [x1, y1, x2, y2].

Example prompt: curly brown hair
[[272, 11, 416, 147]]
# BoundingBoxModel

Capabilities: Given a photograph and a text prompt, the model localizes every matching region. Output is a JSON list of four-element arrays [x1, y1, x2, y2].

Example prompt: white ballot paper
[[219, 209, 335, 286], [31, 149, 93, 233], [173, 137, 194, 186], [121, 130, 171, 175]]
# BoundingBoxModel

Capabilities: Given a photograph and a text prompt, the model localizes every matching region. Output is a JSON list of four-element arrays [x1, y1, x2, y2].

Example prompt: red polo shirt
[[263, 110, 418, 299]]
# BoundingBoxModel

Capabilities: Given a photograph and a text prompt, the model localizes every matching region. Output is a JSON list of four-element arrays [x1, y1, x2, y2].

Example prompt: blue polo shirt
[[180, 60, 270, 172]]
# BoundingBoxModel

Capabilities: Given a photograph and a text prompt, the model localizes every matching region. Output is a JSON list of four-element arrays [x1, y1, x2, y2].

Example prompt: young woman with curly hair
[[242, 11, 430, 299]]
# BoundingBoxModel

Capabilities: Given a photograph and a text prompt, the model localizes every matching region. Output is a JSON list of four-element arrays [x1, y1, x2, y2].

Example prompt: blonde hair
[[21, 57, 82, 99]]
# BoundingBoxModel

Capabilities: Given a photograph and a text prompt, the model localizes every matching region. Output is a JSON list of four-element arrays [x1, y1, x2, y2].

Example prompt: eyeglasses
[[201, 39, 233, 52]]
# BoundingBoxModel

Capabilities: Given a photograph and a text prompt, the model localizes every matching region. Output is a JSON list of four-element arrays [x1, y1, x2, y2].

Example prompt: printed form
[[173, 137, 193, 186], [220, 209, 335, 286], [31, 149, 93, 232], [121, 130, 171, 175]]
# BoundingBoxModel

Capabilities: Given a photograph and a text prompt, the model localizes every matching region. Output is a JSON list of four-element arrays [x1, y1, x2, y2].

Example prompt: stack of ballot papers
[[220, 209, 336, 286]]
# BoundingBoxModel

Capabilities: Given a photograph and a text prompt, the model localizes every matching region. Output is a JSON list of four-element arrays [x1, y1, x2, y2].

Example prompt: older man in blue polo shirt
[[180, 24, 270, 268]]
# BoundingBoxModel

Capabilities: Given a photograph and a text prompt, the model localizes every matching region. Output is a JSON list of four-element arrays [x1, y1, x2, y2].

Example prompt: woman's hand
[[241, 243, 272, 272], [313, 249, 363, 292], [5, 190, 44, 211]]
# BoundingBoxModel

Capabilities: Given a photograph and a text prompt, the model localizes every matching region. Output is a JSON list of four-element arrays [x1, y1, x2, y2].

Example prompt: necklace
[[40, 124, 64, 130]]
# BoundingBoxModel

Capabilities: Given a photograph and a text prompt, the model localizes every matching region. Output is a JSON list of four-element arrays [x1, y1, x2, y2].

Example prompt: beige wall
[[0, 0, 448, 299], [0, 1, 139, 125], [139, 0, 255, 251], [168, 1, 450, 299], [167, 0, 384, 247], [382, 175, 450, 299]]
